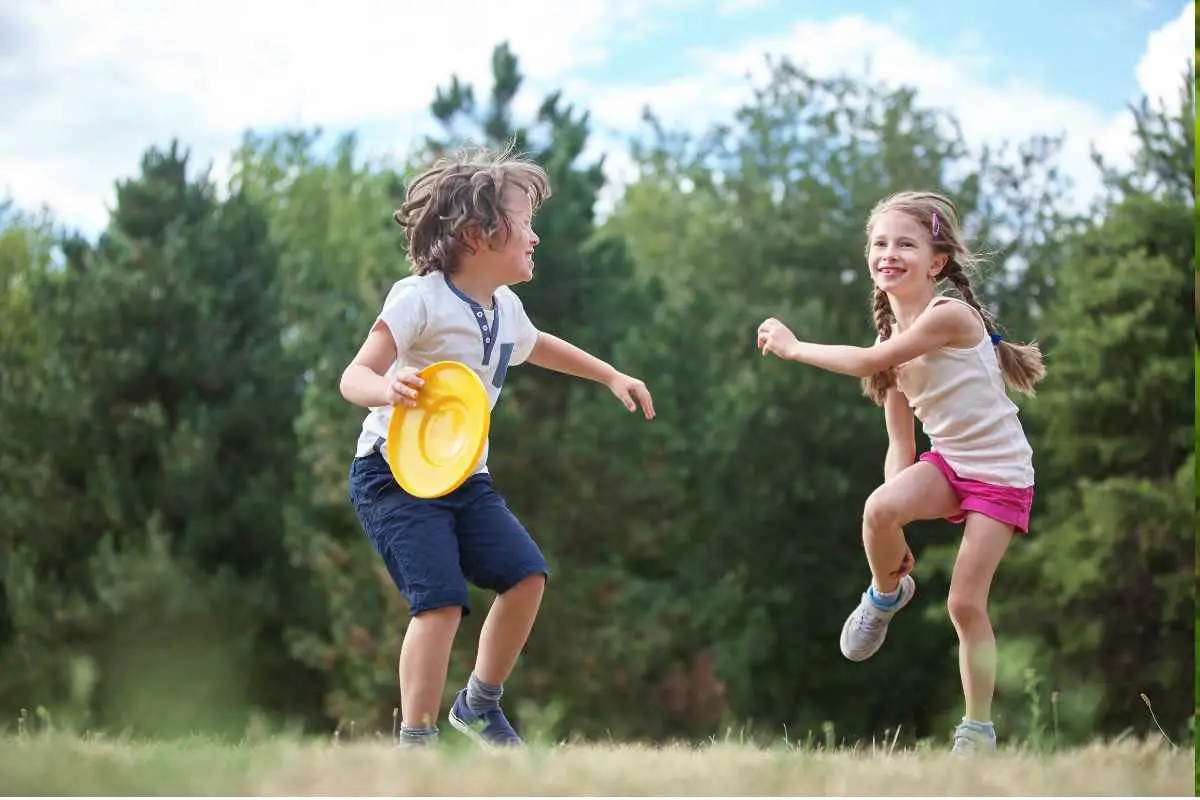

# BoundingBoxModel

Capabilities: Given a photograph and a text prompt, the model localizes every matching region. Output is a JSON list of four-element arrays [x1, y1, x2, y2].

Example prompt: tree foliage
[[0, 44, 1191, 748]]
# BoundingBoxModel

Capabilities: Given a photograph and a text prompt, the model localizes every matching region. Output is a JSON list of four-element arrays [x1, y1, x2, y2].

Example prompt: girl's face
[[867, 210, 947, 297]]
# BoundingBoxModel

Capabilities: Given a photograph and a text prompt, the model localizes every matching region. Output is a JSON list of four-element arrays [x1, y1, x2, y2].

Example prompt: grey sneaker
[[838, 575, 916, 661], [952, 719, 997, 757]]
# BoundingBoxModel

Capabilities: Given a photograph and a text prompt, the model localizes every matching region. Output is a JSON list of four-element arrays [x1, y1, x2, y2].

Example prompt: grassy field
[[0, 733, 1191, 795]]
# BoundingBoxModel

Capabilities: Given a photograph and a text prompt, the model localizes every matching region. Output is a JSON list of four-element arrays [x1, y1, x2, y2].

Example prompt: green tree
[[230, 128, 424, 730], [0, 143, 320, 736], [982, 72, 1195, 742]]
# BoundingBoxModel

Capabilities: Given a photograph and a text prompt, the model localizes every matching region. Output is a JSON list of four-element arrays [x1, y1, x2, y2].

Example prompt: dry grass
[[0, 733, 1191, 796]]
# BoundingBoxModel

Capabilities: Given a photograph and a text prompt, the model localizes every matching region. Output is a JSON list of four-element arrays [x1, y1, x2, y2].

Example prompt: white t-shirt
[[353, 271, 541, 474]]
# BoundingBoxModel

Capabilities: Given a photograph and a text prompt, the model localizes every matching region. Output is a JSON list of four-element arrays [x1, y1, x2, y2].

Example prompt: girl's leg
[[947, 512, 1014, 726], [861, 461, 961, 592], [841, 461, 961, 661]]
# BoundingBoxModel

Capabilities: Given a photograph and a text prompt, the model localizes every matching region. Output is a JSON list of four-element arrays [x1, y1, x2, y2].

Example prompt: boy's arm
[[339, 283, 425, 409], [527, 332, 619, 383], [527, 332, 656, 419], [340, 323, 399, 408]]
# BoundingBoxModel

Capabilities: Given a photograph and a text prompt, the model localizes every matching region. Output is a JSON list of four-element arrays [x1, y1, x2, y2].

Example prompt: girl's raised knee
[[863, 488, 902, 530]]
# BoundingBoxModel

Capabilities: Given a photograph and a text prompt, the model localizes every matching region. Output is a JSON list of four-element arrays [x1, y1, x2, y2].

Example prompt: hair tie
[[990, 332, 1003, 345], [931, 212, 941, 238]]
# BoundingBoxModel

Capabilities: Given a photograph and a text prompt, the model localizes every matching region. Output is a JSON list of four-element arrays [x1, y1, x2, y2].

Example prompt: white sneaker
[[838, 574, 915, 661], [951, 719, 997, 757]]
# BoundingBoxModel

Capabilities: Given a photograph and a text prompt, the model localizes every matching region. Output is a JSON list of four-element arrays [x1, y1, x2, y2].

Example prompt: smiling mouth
[[877, 266, 905, 276]]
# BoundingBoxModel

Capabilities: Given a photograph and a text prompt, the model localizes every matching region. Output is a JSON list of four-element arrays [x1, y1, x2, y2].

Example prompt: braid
[[942, 262, 1046, 396], [861, 189, 1047, 406], [861, 285, 897, 405], [943, 262, 996, 332]]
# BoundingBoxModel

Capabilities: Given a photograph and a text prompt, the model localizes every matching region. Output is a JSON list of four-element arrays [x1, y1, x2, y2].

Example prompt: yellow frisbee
[[386, 361, 491, 499]]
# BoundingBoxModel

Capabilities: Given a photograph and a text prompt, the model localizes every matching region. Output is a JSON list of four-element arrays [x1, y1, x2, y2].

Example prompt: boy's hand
[[386, 366, 425, 407], [607, 372, 655, 419], [757, 317, 800, 360]]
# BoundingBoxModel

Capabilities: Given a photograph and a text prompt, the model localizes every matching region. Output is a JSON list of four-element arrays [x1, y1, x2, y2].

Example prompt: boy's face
[[471, 183, 539, 285]]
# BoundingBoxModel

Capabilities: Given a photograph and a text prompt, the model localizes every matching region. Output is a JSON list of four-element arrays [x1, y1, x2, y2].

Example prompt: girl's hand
[[892, 546, 916, 578], [757, 318, 800, 360]]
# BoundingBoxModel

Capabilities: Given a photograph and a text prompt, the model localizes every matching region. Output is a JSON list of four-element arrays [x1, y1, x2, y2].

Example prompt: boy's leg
[[398, 606, 462, 736], [840, 460, 961, 661], [447, 475, 549, 747], [348, 450, 472, 744]]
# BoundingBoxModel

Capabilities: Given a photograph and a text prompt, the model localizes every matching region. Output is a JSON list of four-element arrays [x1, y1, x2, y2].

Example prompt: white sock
[[961, 717, 995, 734], [869, 585, 901, 608]]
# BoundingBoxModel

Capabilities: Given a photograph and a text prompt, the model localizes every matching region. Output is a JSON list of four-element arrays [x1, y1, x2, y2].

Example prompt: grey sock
[[397, 723, 438, 745], [466, 672, 503, 713]]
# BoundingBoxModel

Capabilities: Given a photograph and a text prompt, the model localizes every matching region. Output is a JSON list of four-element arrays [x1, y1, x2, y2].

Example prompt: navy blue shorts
[[347, 444, 549, 616]]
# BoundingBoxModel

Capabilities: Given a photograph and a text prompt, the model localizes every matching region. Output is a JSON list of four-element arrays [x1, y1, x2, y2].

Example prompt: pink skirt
[[920, 450, 1035, 534]]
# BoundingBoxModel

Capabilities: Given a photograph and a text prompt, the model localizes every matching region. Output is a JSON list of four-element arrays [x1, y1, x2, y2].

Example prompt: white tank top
[[895, 297, 1035, 487]]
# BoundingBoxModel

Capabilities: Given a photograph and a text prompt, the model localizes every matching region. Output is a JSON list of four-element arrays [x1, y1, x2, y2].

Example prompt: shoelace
[[855, 609, 886, 635]]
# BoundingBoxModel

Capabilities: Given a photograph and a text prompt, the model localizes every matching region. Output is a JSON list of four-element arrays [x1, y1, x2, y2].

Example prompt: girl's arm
[[758, 301, 981, 378], [882, 387, 915, 482]]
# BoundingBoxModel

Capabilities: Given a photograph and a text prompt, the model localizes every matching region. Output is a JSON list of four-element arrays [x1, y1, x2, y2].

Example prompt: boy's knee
[[412, 603, 464, 621], [513, 572, 546, 592], [498, 568, 547, 597], [410, 593, 469, 619]]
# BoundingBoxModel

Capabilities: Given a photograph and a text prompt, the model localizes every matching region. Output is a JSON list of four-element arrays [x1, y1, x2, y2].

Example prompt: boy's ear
[[461, 223, 487, 254]]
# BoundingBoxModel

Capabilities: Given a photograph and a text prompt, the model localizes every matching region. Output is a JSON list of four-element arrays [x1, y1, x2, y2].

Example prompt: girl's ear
[[930, 253, 949, 280]]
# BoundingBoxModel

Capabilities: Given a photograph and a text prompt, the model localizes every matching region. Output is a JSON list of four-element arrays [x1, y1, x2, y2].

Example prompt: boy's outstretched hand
[[607, 372, 655, 419]]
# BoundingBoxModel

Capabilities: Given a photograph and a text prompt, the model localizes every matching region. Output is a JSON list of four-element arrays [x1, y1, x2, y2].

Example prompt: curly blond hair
[[393, 144, 551, 275]]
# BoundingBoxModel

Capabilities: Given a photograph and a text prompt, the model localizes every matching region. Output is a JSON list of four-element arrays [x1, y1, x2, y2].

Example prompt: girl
[[756, 191, 1045, 756]]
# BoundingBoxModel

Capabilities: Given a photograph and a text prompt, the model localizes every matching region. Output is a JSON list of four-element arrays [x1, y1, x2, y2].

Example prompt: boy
[[339, 145, 655, 748]]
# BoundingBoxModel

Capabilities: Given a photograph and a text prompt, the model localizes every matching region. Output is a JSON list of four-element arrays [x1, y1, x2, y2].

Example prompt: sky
[[0, 0, 1193, 235]]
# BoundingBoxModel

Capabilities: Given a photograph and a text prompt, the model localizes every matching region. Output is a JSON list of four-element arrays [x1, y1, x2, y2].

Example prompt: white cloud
[[717, 0, 771, 15], [1134, 1, 1195, 114], [0, 2, 1192, 233], [581, 5, 1195, 215], [0, 0, 686, 232]]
